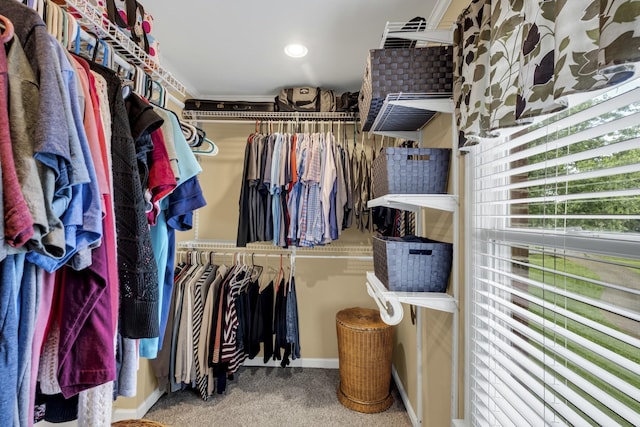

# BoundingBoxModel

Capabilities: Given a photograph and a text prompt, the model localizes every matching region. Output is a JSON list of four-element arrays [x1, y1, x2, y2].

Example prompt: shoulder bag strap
[[106, 0, 129, 28]]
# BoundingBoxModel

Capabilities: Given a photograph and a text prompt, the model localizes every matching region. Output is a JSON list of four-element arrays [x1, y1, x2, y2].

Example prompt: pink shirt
[[0, 41, 34, 247], [72, 55, 119, 335]]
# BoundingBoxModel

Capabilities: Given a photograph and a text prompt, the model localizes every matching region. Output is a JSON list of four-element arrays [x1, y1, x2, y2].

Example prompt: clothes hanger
[[195, 127, 206, 146], [277, 254, 287, 293], [180, 121, 198, 145], [192, 137, 219, 157], [0, 14, 14, 45], [257, 256, 274, 294], [239, 253, 255, 291], [148, 79, 166, 107], [228, 252, 249, 289], [249, 253, 263, 283], [288, 251, 295, 292]]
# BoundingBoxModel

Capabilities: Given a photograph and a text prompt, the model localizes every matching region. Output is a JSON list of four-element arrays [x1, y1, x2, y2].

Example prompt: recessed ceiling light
[[284, 44, 308, 58]]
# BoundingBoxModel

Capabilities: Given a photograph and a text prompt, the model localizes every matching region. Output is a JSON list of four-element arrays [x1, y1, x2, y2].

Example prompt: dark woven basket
[[359, 46, 453, 131], [372, 147, 451, 198], [372, 235, 452, 292]]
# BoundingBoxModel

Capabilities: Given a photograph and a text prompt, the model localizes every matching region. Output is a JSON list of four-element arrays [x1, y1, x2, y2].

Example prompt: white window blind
[[469, 78, 640, 426]]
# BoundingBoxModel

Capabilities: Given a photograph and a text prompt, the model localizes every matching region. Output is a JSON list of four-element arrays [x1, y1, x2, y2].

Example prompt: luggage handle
[[232, 104, 251, 111], [409, 249, 433, 256]]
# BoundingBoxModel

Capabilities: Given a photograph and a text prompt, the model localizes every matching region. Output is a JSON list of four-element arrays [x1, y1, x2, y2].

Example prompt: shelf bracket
[[366, 281, 404, 325]]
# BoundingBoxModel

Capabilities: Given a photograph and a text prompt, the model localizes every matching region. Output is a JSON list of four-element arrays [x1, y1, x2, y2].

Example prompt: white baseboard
[[243, 357, 339, 369], [34, 386, 165, 427], [392, 366, 419, 427], [112, 387, 165, 421]]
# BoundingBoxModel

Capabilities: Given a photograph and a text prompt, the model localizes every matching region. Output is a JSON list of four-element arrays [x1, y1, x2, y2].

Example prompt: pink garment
[[70, 55, 108, 201], [56, 241, 115, 397], [147, 129, 177, 225], [73, 55, 119, 335], [0, 39, 34, 247]]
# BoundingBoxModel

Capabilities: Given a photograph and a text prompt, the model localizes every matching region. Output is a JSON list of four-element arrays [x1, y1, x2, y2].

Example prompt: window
[[468, 78, 640, 426]]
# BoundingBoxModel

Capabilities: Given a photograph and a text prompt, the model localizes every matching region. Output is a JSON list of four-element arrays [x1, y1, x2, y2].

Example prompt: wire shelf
[[61, 0, 187, 95], [370, 93, 452, 132], [380, 21, 454, 48], [181, 110, 359, 122], [177, 240, 373, 260]]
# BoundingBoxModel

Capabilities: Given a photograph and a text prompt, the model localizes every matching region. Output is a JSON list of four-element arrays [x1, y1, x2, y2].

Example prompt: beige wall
[[118, 0, 472, 419], [178, 120, 380, 360], [389, 110, 460, 427], [113, 359, 157, 412], [120, 114, 466, 424], [171, 111, 464, 426]]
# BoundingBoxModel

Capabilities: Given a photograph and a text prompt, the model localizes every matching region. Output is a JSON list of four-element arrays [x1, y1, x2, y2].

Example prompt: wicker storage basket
[[336, 307, 394, 413], [359, 46, 453, 131], [372, 147, 451, 198], [373, 235, 453, 292]]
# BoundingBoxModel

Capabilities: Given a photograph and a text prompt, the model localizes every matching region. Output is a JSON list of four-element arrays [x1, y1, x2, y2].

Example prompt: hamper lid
[[336, 307, 390, 330]]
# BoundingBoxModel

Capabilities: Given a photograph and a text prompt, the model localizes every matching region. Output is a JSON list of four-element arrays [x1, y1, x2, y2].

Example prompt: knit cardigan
[[90, 63, 160, 339]]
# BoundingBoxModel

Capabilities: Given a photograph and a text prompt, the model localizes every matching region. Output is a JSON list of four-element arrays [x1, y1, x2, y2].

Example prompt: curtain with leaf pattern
[[453, 0, 640, 146]]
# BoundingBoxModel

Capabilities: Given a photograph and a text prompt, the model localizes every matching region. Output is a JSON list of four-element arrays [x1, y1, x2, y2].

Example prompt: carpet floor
[[143, 367, 412, 427]]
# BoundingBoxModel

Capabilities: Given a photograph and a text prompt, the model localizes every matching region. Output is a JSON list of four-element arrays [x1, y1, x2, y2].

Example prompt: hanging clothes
[[237, 128, 358, 248], [286, 275, 301, 361], [0, 3, 207, 426], [155, 252, 301, 401]]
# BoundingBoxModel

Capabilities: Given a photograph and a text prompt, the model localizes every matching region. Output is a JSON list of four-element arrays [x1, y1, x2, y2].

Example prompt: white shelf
[[366, 272, 457, 326], [387, 95, 454, 114], [380, 22, 454, 48], [368, 194, 457, 213], [365, 21, 461, 424], [181, 110, 358, 122], [62, 0, 187, 95], [370, 23, 454, 138], [176, 240, 373, 259], [369, 93, 453, 137]]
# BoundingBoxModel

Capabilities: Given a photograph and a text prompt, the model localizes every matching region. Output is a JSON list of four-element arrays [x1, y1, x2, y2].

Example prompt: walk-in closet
[[2, 0, 639, 426]]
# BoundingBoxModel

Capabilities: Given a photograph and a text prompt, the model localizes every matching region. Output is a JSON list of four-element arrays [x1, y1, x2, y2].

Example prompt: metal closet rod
[[176, 250, 372, 261], [176, 240, 373, 261], [183, 119, 360, 125], [181, 111, 359, 122]]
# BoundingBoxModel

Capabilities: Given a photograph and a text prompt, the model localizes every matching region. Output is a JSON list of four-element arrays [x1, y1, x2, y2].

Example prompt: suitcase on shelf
[[184, 99, 276, 112]]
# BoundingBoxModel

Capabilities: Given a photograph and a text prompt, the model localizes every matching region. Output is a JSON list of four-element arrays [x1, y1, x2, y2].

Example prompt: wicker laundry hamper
[[336, 307, 394, 413], [111, 420, 167, 427]]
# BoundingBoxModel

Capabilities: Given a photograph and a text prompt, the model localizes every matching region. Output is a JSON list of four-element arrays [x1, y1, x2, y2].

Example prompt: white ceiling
[[147, 0, 450, 100]]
